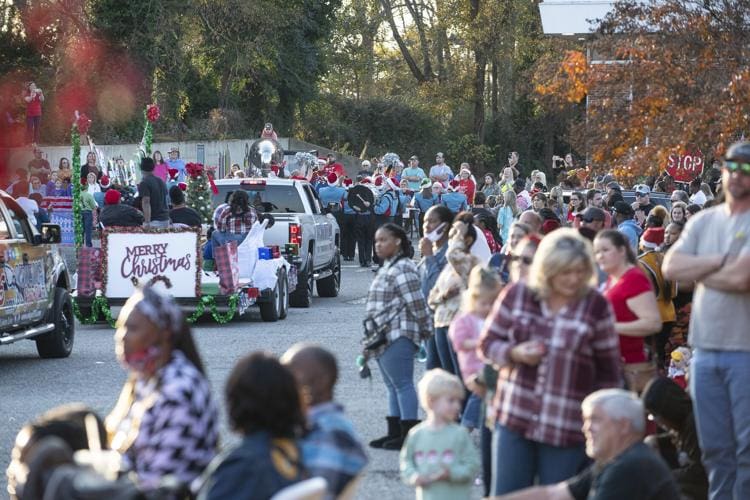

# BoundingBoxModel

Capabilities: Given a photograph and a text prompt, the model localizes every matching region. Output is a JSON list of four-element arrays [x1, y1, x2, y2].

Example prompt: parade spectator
[[212, 190, 257, 246], [663, 141, 750, 500], [449, 267, 503, 431], [6, 404, 109, 500], [498, 167, 515, 193], [28, 147, 51, 183], [481, 173, 501, 198], [428, 216, 480, 376], [700, 182, 714, 203], [166, 147, 187, 182], [507, 151, 522, 180], [29, 175, 46, 196], [670, 189, 690, 204], [567, 191, 586, 224], [107, 286, 219, 491], [200, 352, 305, 499], [577, 207, 607, 242], [457, 167, 476, 205], [152, 151, 169, 182], [612, 201, 641, 251], [594, 230, 661, 392], [419, 205, 453, 370], [642, 377, 709, 500], [685, 203, 701, 220], [15, 182, 39, 227], [497, 190, 520, 244], [138, 157, 170, 228], [27, 193, 47, 230], [413, 178, 440, 237], [260, 122, 278, 140], [670, 201, 687, 225], [6, 168, 27, 195], [507, 234, 540, 283], [281, 344, 368, 499], [365, 223, 432, 450], [83, 151, 101, 179], [499, 389, 680, 500], [632, 184, 656, 227], [441, 182, 468, 214], [400, 369, 480, 500], [513, 178, 531, 211], [23, 82, 43, 144], [57, 157, 72, 181], [99, 189, 144, 228], [474, 208, 501, 253], [80, 189, 96, 247], [531, 192, 547, 214], [518, 210, 542, 235], [586, 188, 612, 229], [548, 186, 567, 222], [402, 155, 427, 191], [45, 170, 58, 195], [689, 178, 707, 206], [169, 185, 202, 227], [479, 229, 622, 495], [429, 153, 452, 185]]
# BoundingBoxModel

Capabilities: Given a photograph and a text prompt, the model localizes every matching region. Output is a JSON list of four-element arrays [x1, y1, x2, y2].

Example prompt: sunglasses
[[509, 255, 533, 265], [635, 192, 647, 197], [724, 161, 750, 174]]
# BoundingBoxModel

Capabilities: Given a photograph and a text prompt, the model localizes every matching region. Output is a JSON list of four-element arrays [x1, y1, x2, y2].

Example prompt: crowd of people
[[5, 141, 750, 499]]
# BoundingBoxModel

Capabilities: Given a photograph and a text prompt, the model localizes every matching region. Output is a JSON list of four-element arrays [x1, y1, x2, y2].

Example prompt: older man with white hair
[[496, 389, 680, 500]]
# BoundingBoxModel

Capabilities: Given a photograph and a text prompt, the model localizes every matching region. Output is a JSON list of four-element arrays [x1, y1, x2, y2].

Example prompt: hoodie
[[618, 218, 642, 251]]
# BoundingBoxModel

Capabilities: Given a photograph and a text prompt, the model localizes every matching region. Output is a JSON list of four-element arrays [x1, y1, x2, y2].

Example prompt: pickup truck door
[[301, 185, 335, 269], [0, 199, 52, 329]]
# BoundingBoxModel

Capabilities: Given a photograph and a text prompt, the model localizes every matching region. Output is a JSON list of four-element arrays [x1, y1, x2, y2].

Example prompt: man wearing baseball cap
[[612, 201, 642, 251], [632, 184, 656, 227], [166, 146, 186, 182]]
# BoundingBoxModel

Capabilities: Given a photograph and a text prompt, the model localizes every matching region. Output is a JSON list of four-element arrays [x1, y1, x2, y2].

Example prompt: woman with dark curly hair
[[211, 190, 258, 247], [200, 352, 307, 499]]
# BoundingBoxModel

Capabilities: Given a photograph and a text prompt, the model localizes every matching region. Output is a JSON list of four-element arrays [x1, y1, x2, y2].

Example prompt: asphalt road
[[0, 262, 483, 498]]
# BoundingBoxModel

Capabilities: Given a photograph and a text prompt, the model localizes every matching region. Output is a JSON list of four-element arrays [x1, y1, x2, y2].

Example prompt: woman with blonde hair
[[649, 205, 670, 227], [496, 190, 519, 244], [479, 229, 622, 495], [548, 185, 567, 222], [499, 167, 515, 193]]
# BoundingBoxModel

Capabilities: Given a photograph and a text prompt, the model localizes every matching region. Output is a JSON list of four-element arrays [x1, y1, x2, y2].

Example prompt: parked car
[[0, 192, 74, 358], [212, 178, 341, 308]]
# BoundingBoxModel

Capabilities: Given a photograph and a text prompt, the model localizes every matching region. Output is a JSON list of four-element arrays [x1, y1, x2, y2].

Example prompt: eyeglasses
[[724, 161, 750, 175], [509, 255, 533, 265]]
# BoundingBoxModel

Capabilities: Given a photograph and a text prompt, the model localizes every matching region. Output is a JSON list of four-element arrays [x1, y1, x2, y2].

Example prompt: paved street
[[0, 262, 483, 498]]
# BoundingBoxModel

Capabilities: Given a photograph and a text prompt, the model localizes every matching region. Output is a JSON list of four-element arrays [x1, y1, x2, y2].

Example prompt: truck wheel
[[317, 249, 340, 298], [278, 268, 289, 319], [289, 258, 313, 308], [259, 278, 281, 322], [36, 287, 75, 359]]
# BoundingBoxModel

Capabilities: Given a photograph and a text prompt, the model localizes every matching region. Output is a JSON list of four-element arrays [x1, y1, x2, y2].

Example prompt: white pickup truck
[[212, 178, 341, 308]]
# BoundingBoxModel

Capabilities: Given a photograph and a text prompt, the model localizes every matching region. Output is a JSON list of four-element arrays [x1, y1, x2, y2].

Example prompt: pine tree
[[185, 164, 213, 223]]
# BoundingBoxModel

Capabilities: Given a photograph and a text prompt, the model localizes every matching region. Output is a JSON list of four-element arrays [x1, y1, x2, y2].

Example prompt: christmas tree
[[185, 163, 213, 223]]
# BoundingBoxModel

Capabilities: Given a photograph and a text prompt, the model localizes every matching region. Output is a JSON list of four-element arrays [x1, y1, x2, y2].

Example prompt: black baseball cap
[[612, 201, 634, 216]]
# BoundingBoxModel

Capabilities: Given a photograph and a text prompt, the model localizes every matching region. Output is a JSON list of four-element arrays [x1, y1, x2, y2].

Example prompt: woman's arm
[[615, 291, 662, 337]]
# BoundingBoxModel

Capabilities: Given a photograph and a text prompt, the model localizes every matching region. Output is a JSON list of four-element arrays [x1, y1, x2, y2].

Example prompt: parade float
[[72, 106, 293, 327]]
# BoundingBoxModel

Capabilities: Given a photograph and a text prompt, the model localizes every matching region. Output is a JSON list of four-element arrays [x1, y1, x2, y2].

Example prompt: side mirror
[[40, 223, 62, 244]]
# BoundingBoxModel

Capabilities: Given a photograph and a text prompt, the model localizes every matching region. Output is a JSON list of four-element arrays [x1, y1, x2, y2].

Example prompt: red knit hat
[[327, 172, 338, 185], [641, 227, 664, 249], [104, 189, 121, 205]]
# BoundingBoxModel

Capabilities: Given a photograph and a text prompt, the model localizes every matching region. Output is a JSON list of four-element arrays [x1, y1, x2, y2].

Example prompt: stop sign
[[666, 150, 704, 182]]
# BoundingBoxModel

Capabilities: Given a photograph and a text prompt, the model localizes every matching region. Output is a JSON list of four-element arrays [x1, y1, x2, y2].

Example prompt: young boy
[[400, 369, 480, 500]]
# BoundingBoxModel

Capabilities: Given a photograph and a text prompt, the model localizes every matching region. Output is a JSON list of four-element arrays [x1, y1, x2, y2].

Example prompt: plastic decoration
[[146, 104, 160, 123]]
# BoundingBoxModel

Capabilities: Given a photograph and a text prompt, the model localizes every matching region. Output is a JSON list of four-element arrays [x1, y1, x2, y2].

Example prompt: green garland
[[143, 108, 153, 155], [73, 293, 240, 326], [71, 126, 83, 249]]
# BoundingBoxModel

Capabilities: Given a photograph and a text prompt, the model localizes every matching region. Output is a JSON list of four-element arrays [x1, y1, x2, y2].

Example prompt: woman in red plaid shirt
[[478, 228, 623, 496], [211, 190, 258, 247]]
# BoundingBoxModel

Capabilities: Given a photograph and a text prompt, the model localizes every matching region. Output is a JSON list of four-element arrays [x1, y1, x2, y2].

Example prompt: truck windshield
[[213, 184, 306, 213]]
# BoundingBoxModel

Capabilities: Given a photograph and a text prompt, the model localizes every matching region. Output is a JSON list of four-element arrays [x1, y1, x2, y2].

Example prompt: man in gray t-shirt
[[664, 141, 750, 500]]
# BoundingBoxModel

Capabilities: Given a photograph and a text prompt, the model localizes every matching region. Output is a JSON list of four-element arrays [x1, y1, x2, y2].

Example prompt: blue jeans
[[461, 393, 482, 429], [425, 335, 440, 370], [434, 326, 458, 375], [211, 230, 249, 247], [26, 115, 41, 144], [491, 424, 587, 495], [82, 210, 93, 247], [377, 337, 418, 420], [691, 349, 750, 500]]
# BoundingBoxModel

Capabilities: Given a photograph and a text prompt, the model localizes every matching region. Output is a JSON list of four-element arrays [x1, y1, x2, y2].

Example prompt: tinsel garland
[[71, 125, 83, 249], [72, 293, 239, 326]]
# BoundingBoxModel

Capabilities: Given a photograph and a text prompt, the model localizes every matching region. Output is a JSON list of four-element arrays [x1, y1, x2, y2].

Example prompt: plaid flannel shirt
[[478, 282, 622, 447], [215, 205, 258, 234], [365, 255, 433, 357]]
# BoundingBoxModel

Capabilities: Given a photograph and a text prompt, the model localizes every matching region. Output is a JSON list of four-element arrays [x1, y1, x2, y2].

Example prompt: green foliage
[[445, 135, 495, 173], [186, 172, 213, 223]]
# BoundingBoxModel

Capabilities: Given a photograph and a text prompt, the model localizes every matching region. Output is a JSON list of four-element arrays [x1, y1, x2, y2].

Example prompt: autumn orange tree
[[534, 0, 750, 183]]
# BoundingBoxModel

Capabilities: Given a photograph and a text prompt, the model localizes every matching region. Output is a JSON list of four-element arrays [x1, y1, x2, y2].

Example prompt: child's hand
[[413, 474, 433, 487], [435, 468, 450, 481]]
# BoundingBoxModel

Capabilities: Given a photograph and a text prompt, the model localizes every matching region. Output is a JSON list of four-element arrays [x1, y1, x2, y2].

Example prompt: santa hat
[[99, 175, 111, 188], [362, 177, 373, 184], [385, 177, 399, 191], [374, 175, 384, 187], [104, 189, 121, 205], [168, 168, 179, 180], [343, 178, 353, 187], [460, 168, 472, 177], [641, 227, 665, 249], [431, 182, 443, 192], [178, 182, 187, 191], [327, 172, 338, 185]]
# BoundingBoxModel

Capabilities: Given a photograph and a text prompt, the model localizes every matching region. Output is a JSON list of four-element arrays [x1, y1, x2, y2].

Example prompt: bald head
[[281, 343, 338, 406], [519, 211, 543, 234]]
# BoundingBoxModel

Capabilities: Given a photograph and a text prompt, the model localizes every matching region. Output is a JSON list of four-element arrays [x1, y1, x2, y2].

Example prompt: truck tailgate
[[263, 214, 297, 248]]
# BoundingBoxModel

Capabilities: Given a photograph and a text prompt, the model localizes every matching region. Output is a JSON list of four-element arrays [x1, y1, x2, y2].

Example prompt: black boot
[[369, 416, 400, 449], [382, 419, 420, 450]]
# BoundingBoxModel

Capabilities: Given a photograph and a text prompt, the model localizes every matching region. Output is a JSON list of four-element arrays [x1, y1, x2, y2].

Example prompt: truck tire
[[259, 276, 281, 322], [289, 258, 313, 308], [278, 268, 289, 319], [317, 249, 341, 298], [36, 287, 75, 359]]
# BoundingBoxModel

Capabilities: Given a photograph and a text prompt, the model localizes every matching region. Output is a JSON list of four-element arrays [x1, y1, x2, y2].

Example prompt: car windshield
[[213, 184, 305, 213]]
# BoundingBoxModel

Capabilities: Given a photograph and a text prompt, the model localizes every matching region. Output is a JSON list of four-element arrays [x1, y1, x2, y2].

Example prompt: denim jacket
[[419, 243, 449, 305]]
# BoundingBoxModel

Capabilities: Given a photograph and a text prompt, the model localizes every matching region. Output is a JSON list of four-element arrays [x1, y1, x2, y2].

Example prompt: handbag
[[362, 303, 405, 351]]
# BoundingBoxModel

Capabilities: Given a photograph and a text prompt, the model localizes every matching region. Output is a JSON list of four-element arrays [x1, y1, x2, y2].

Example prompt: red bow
[[146, 104, 160, 123]]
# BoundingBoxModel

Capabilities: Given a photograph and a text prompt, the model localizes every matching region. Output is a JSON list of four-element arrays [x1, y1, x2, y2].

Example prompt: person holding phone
[[23, 82, 43, 145]]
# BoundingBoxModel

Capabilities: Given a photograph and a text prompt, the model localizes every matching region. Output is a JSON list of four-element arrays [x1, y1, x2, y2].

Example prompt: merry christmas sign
[[104, 228, 201, 298]]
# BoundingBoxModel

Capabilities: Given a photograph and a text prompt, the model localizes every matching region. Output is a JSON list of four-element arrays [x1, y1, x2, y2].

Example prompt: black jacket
[[100, 203, 144, 227]]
